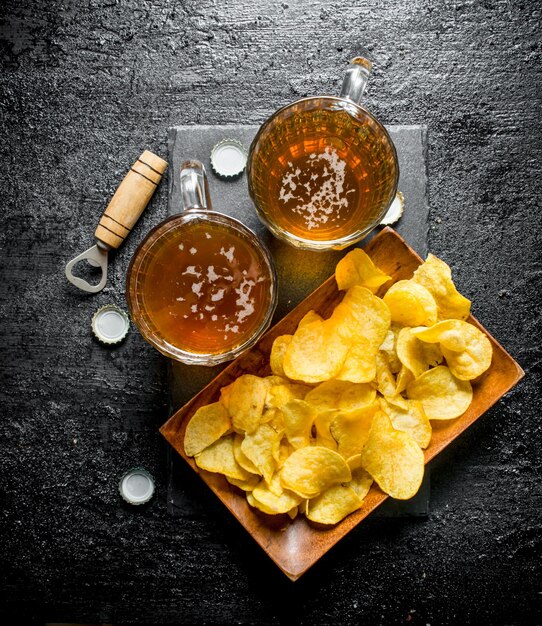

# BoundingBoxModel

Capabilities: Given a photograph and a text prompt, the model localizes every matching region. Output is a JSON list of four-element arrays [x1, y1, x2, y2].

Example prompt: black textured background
[[1, 1, 541, 624]]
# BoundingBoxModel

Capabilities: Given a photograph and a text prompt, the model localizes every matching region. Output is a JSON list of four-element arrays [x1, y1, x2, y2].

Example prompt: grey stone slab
[[166, 123, 430, 518]]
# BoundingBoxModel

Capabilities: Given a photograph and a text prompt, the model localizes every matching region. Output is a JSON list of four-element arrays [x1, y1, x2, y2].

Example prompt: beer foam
[[207, 266, 219, 282], [220, 246, 235, 263], [279, 147, 354, 230], [183, 266, 201, 278], [211, 288, 226, 302], [235, 277, 256, 323]]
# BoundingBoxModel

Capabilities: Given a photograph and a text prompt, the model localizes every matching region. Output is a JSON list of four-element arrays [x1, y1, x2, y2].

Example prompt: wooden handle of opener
[[94, 150, 168, 249]]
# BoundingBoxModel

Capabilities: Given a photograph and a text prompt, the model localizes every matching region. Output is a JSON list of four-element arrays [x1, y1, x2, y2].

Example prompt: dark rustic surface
[[1, 1, 541, 625]]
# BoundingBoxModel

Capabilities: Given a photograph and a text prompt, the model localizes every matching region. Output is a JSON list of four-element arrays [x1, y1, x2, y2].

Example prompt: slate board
[[166, 124, 430, 518]]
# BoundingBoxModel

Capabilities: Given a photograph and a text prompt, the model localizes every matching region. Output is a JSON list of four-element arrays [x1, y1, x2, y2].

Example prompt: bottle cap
[[119, 467, 155, 505], [210, 139, 248, 179], [92, 304, 130, 345], [380, 191, 404, 226]]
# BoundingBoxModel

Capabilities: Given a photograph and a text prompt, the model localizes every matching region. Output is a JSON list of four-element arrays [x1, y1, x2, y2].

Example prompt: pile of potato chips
[[184, 249, 493, 525]]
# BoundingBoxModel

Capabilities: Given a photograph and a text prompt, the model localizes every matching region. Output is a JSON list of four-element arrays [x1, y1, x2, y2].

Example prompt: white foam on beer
[[279, 147, 354, 230], [220, 246, 235, 263], [234, 277, 256, 324]]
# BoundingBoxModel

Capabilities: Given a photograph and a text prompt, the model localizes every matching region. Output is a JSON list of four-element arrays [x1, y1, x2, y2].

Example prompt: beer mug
[[247, 58, 399, 250], [126, 161, 277, 365]]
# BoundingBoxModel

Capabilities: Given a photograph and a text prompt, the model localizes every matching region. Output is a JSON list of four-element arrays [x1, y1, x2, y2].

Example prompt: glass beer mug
[[247, 58, 399, 250], [126, 161, 277, 365]]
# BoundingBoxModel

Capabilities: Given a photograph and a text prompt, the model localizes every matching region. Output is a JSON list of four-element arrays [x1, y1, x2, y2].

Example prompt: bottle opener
[[65, 150, 168, 293]]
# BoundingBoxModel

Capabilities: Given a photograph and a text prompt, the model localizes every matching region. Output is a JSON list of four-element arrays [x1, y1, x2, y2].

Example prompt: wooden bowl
[[160, 227, 524, 581]]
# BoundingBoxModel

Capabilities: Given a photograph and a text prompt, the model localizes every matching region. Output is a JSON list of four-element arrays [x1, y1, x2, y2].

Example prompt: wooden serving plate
[[159, 227, 524, 581]]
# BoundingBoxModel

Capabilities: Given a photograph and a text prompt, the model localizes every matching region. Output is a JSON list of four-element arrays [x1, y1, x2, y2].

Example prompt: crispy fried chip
[[329, 406, 377, 459], [413, 321, 493, 380], [383, 279, 438, 327], [335, 248, 391, 293], [232, 434, 260, 475], [406, 365, 473, 420], [282, 399, 317, 449], [270, 335, 293, 378], [396, 327, 443, 378], [306, 485, 362, 525], [412, 254, 471, 320], [304, 380, 376, 411], [360, 411, 425, 499], [348, 467, 374, 499], [381, 398, 432, 449], [266, 383, 310, 410], [333, 286, 391, 383], [184, 402, 231, 457], [395, 365, 415, 395], [227, 374, 268, 434], [283, 320, 349, 383], [250, 473, 303, 514], [313, 409, 339, 449], [195, 435, 253, 481], [298, 310, 323, 328], [280, 446, 351, 498], [226, 474, 261, 491], [241, 424, 281, 483]]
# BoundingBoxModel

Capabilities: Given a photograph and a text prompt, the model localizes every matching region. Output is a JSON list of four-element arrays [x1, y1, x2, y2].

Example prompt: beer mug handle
[[340, 57, 372, 104], [180, 160, 213, 212]]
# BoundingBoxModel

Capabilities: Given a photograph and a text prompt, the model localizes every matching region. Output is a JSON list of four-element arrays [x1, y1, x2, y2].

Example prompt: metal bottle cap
[[210, 138, 248, 179], [119, 467, 155, 505], [380, 191, 405, 226], [92, 304, 130, 345]]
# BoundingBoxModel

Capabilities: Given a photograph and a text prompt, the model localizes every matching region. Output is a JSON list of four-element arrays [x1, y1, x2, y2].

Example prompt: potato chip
[[306, 484, 362, 525], [336, 286, 391, 349], [396, 327, 443, 378], [406, 365, 473, 420], [313, 409, 339, 449], [298, 310, 323, 328], [184, 402, 231, 457], [381, 398, 432, 449], [329, 405, 376, 459], [333, 286, 391, 383], [270, 335, 293, 378], [383, 279, 438, 327], [334, 340, 377, 384], [413, 321, 493, 380], [226, 474, 261, 491], [266, 383, 310, 411], [283, 320, 349, 383], [304, 380, 375, 411], [335, 248, 391, 293], [412, 253, 471, 320], [227, 374, 268, 434], [232, 434, 260, 475], [375, 352, 397, 398], [346, 453, 363, 471], [195, 434, 253, 481], [267, 409, 285, 435], [250, 473, 303, 514], [348, 467, 374, 499], [241, 423, 281, 483], [282, 399, 316, 449], [280, 446, 351, 498], [412, 320, 469, 351], [395, 365, 415, 395], [360, 411, 424, 499], [380, 326, 401, 373]]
